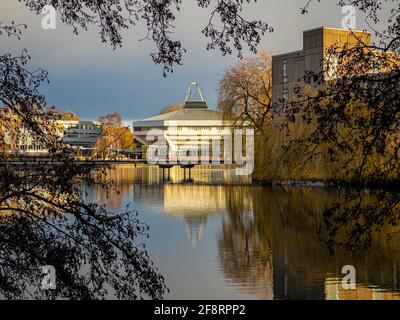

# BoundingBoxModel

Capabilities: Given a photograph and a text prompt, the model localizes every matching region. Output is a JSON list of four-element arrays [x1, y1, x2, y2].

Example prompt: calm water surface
[[84, 165, 400, 300]]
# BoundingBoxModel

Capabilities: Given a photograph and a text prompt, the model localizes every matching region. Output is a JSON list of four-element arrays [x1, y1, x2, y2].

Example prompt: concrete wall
[[272, 27, 371, 109], [272, 50, 305, 109]]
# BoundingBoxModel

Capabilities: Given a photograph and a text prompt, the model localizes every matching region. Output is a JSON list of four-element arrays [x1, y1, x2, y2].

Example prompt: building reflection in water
[[163, 185, 226, 247], [84, 165, 400, 300]]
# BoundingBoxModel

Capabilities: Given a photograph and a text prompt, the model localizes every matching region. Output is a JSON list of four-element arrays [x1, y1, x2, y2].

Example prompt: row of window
[[64, 134, 100, 138], [283, 59, 288, 83], [72, 125, 100, 130], [135, 126, 231, 132], [282, 59, 289, 102], [19, 144, 46, 150], [172, 127, 228, 131]]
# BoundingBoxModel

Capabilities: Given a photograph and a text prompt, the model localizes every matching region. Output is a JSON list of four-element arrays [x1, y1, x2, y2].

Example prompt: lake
[[84, 164, 400, 300]]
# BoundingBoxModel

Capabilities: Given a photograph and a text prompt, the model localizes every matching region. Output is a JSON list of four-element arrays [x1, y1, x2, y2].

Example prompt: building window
[[283, 59, 288, 83], [283, 88, 289, 103]]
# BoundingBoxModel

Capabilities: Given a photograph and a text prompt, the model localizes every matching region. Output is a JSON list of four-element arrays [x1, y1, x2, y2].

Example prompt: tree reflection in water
[[319, 189, 400, 254], [218, 187, 400, 299], [84, 166, 400, 299], [0, 167, 167, 299]]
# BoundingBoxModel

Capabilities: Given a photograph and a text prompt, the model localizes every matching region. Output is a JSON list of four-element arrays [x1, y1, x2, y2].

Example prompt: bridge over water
[[2, 158, 231, 180]]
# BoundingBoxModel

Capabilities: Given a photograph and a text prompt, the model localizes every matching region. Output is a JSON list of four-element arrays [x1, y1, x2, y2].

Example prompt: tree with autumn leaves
[[218, 50, 272, 130], [94, 113, 134, 160]]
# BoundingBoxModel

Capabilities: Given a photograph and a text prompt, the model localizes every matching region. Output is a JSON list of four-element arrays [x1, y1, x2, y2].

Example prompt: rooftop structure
[[183, 81, 208, 109]]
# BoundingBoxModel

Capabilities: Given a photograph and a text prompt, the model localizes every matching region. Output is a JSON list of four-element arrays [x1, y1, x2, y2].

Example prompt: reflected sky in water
[[83, 165, 400, 300]]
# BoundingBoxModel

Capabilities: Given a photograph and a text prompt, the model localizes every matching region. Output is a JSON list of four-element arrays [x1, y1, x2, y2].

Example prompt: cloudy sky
[[1, 0, 391, 119]]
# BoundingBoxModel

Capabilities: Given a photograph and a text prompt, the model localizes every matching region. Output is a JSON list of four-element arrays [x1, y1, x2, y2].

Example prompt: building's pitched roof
[[139, 108, 223, 122]]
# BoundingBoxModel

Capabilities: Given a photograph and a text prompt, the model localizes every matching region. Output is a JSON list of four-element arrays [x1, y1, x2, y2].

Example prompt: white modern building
[[132, 82, 236, 162], [63, 121, 102, 156]]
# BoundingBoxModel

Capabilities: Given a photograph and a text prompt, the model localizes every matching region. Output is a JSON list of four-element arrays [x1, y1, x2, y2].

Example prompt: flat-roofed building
[[272, 27, 371, 109], [0, 107, 81, 156], [63, 120, 102, 156], [133, 82, 235, 161]]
